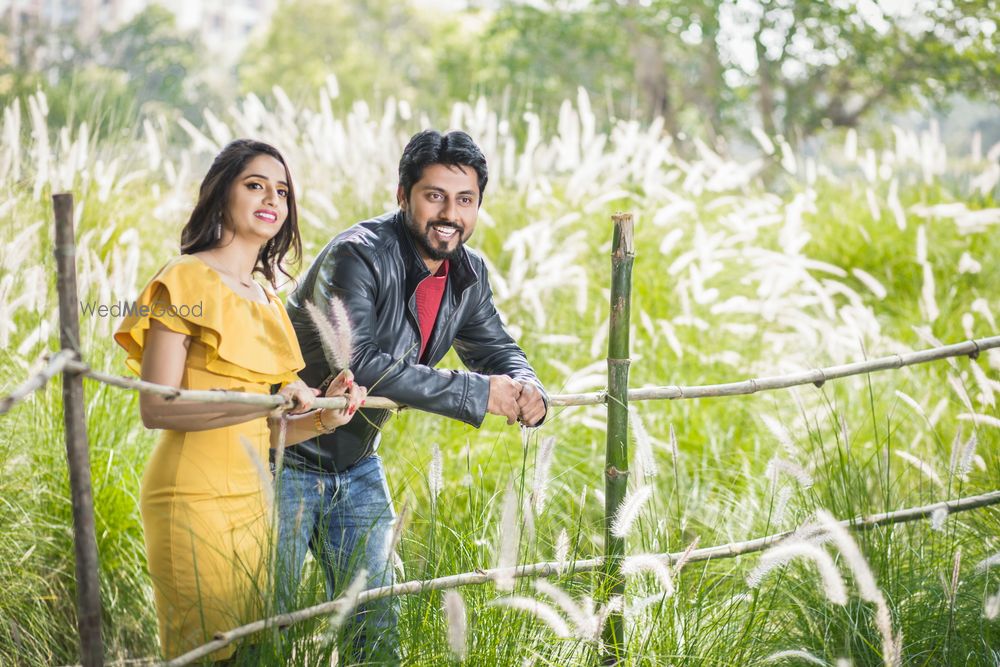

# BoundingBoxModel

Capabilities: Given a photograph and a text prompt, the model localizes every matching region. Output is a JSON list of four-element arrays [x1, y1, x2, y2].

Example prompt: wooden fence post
[[601, 212, 634, 664], [53, 193, 104, 666]]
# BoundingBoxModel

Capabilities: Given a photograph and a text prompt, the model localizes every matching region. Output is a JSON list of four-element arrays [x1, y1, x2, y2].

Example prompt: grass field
[[1, 89, 999, 665]]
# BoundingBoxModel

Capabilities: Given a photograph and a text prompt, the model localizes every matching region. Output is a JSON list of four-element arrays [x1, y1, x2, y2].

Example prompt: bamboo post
[[53, 193, 104, 666], [601, 212, 634, 664]]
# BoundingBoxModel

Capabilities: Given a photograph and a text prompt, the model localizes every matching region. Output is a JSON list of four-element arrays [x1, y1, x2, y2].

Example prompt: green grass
[[1, 93, 999, 665]]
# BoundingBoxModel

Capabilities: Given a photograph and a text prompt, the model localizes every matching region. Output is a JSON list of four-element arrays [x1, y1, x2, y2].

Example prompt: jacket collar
[[391, 210, 477, 295]]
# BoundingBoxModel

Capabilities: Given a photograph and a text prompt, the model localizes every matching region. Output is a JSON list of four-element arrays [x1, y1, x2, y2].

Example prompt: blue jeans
[[274, 454, 400, 663]]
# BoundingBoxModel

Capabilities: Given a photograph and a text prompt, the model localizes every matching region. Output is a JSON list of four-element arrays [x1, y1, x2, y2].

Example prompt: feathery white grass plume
[[625, 592, 668, 618], [975, 552, 1000, 573], [985, 590, 1000, 620], [239, 436, 274, 510], [894, 391, 927, 420], [947, 375, 975, 412], [674, 536, 701, 574], [852, 268, 887, 300], [761, 415, 796, 454], [815, 510, 901, 667], [327, 568, 369, 635], [947, 426, 964, 474], [428, 443, 443, 505], [306, 295, 354, 374], [622, 554, 675, 597], [521, 495, 536, 547], [747, 541, 848, 605], [969, 360, 998, 408], [490, 597, 571, 638], [765, 456, 813, 488], [494, 480, 521, 592], [894, 451, 943, 488], [669, 423, 679, 460], [762, 650, 826, 665], [958, 412, 1000, 429], [972, 297, 998, 330], [628, 406, 658, 478], [389, 499, 411, 555], [866, 187, 881, 221], [554, 529, 570, 573], [920, 262, 939, 323], [751, 127, 775, 155], [844, 127, 858, 160], [814, 511, 880, 601], [957, 434, 978, 476], [949, 548, 962, 608], [531, 436, 557, 512], [593, 596, 623, 645], [611, 485, 653, 538], [442, 590, 468, 661], [930, 507, 948, 531], [888, 178, 906, 230], [392, 550, 405, 578], [772, 485, 794, 525], [534, 580, 595, 638]]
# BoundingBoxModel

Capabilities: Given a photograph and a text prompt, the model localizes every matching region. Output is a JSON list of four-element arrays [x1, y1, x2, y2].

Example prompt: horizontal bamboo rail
[[163, 490, 1000, 666], [551, 335, 1000, 406], [3, 336, 998, 416], [0, 349, 76, 414]]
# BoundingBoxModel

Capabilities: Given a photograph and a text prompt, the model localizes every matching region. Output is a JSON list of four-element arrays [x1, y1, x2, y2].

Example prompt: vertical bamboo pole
[[53, 193, 104, 666], [601, 212, 634, 664]]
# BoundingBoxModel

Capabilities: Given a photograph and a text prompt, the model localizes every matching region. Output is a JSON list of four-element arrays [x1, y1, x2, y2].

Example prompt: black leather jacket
[[282, 210, 547, 472]]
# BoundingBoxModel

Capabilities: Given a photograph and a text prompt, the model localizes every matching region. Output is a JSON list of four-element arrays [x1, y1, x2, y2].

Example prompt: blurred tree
[[0, 6, 212, 134], [743, 0, 1000, 141], [94, 6, 210, 118], [473, 0, 1000, 144], [238, 0, 445, 109], [448, 3, 633, 119]]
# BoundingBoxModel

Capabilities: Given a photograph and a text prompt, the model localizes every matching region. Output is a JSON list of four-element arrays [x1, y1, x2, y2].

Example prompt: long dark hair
[[180, 139, 301, 287]]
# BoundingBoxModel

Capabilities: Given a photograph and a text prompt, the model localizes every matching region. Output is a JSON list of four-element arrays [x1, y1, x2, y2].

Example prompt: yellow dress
[[114, 255, 304, 660]]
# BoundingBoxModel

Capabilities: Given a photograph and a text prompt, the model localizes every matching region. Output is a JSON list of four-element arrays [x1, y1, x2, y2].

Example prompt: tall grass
[[1, 88, 999, 665]]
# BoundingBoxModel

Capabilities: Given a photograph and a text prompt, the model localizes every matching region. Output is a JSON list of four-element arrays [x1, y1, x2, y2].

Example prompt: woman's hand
[[317, 369, 368, 431], [276, 380, 319, 415]]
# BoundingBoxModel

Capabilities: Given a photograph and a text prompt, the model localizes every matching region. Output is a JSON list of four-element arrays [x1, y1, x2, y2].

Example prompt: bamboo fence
[[3, 196, 1000, 666]]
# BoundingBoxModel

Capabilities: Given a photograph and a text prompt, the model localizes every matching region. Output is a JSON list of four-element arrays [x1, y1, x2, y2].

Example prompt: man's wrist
[[314, 408, 337, 434]]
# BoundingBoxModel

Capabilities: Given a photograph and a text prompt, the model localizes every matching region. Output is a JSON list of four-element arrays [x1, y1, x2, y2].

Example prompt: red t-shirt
[[414, 260, 449, 362]]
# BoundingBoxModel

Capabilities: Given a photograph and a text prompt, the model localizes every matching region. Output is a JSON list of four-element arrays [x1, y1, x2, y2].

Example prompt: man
[[278, 129, 548, 662]]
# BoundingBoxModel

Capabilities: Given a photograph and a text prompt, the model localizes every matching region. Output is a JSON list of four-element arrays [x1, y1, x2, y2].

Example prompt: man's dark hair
[[398, 130, 488, 203]]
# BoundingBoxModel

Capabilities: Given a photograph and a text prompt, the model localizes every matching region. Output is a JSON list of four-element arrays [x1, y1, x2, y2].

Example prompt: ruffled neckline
[[181, 254, 276, 307], [114, 254, 305, 385]]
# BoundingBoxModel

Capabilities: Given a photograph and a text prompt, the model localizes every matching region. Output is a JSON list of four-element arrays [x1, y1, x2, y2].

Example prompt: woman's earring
[[215, 211, 222, 241]]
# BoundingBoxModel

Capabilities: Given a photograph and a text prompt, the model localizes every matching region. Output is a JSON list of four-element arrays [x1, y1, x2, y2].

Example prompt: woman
[[114, 139, 365, 661]]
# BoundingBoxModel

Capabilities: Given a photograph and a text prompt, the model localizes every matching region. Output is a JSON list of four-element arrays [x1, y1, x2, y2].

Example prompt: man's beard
[[404, 209, 465, 262]]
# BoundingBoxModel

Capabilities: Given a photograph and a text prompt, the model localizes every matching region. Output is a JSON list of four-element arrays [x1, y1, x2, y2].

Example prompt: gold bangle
[[313, 409, 336, 434]]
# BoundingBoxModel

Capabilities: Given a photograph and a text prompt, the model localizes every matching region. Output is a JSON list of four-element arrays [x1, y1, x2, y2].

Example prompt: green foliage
[[2, 89, 1000, 665], [468, 0, 1000, 143], [238, 0, 449, 110], [0, 6, 215, 136]]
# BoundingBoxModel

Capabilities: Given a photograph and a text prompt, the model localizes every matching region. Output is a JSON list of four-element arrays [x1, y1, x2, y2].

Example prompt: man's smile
[[429, 222, 461, 241]]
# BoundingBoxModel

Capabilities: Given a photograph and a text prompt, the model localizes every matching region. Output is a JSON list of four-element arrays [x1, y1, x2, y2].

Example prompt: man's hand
[[516, 382, 546, 427], [487, 375, 522, 425]]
